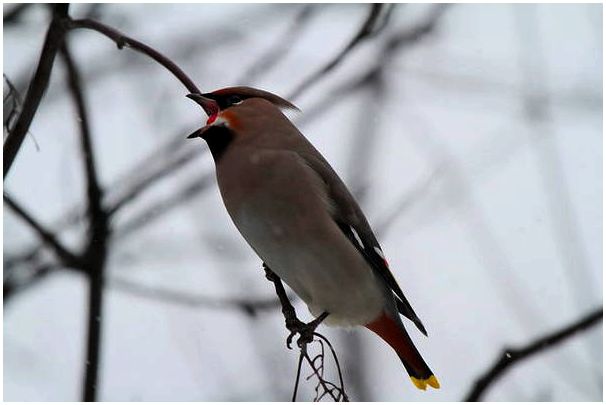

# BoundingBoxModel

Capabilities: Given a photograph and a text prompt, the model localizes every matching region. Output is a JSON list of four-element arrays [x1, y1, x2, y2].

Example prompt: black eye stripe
[[226, 95, 242, 105], [216, 95, 243, 110]]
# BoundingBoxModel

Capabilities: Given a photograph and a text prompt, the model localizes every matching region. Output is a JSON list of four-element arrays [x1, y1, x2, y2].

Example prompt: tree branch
[[7, 163, 214, 285], [3, 3, 34, 25], [3, 4, 69, 178], [263, 264, 348, 401], [67, 18, 200, 94], [111, 277, 288, 317], [3, 194, 82, 268], [4, 263, 61, 302], [3, 74, 23, 135], [295, 4, 449, 128], [288, 4, 387, 100], [465, 307, 603, 401], [237, 5, 318, 85], [60, 39, 110, 402], [106, 144, 203, 216], [5, 8, 201, 179]]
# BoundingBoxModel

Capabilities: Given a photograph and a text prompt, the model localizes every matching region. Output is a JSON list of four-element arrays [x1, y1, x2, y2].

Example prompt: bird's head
[[186, 86, 298, 139]]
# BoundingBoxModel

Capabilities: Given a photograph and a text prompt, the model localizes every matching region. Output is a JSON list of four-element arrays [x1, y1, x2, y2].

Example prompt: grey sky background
[[4, 3, 602, 401]]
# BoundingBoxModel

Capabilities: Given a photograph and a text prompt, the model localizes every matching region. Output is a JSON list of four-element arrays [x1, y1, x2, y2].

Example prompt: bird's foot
[[285, 312, 329, 349]]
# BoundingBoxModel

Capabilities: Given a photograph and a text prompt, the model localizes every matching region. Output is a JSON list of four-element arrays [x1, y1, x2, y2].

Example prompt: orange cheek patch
[[220, 110, 242, 131]]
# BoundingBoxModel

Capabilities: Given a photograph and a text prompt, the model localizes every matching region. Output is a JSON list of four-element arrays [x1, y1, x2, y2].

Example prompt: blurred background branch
[[465, 308, 603, 401], [3, 4, 69, 178], [60, 38, 110, 402]]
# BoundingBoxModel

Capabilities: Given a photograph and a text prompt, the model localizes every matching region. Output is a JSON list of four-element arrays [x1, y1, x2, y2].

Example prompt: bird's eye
[[226, 95, 243, 106]]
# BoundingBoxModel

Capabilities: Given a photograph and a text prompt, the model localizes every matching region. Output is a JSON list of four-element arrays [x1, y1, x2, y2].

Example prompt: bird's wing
[[298, 151, 428, 336]]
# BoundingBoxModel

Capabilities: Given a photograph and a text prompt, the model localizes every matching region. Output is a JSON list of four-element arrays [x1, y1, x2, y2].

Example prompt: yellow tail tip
[[410, 375, 440, 390], [427, 375, 440, 389]]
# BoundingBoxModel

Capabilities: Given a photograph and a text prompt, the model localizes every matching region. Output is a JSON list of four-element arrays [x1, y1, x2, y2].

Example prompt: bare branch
[[288, 4, 388, 100], [237, 5, 318, 85], [296, 4, 449, 128], [3, 194, 82, 268], [4, 126, 205, 275], [4, 263, 61, 302], [3, 3, 34, 25], [67, 18, 200, 94], [61, 46, 106, 239], [465, 308, 603, 401], [61, 40, 110, 402], [117, 173, 214, 237], [263, 264, 348, 401], [3, 154, 213, 287], [3, 4, 69, 178], [381, 4, 449, 62], [111, 277, 287, 317], [107, 144, 203, 216], [3, 74, 22, 135], [5, 8, 201, 179]]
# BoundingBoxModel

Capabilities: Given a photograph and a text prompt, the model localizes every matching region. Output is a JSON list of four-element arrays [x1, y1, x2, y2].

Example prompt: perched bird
[[187, 86, 439, 390]]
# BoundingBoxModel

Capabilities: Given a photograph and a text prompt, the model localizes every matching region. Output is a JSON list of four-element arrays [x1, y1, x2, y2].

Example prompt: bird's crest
[[208, 86, 299, 111]]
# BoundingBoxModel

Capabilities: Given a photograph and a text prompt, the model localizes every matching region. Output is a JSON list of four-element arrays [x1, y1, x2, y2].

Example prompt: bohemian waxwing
[[187, 86, 439, 390]]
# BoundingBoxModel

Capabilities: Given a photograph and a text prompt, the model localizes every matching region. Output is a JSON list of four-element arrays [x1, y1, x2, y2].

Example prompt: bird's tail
[[365, 311, 440, 390]]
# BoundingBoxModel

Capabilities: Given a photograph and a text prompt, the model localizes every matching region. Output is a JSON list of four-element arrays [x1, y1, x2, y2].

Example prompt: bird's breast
[[215, 149, 385, 326]]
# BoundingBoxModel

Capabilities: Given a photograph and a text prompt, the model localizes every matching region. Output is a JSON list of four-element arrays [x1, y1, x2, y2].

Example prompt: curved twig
[[315, 332, 347, 401], [264, 264, 348, 401], [67, 18, 200, 94], [465, 307, 603, 401], [4, 9, 201, 179], [3, 74, 22, 134]]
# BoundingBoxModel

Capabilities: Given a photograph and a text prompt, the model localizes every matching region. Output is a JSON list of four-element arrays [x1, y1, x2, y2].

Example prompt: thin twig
[[295, 4, 449, 128], [465, 308, 603, 401], [289, 4, 387, 100], [237, 5, 318, 85], [292, 350, 305, 401], [315, 332, 348, 401], [3, 74, 23, 135], [3, 194, 82, 268], [117, 173, 214, 237], [111, 277, 288, 316], [67, 18, 200, 94], [263, 264, 347, 401], [303, 350, 340, 402], [107, 145, 203, 216]]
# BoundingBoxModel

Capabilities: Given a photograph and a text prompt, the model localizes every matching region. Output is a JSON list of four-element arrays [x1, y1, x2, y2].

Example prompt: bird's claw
[[285, 319, 307, 349], [285, 312, 329, 349]]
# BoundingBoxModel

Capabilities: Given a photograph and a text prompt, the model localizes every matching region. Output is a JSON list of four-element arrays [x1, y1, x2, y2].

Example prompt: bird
[[186, 86, 439, 390]]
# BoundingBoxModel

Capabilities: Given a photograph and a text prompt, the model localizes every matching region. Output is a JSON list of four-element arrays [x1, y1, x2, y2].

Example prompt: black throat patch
[[202, 125, 235, 161]]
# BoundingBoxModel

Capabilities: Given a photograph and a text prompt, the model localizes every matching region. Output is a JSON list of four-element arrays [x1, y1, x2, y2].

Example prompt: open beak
[[186, 93, 219, 118], [186, 93, 220, 139], [186, 128, 204, 139]]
